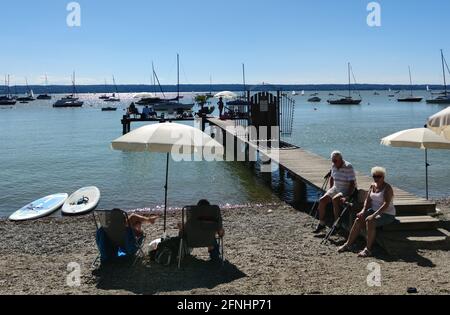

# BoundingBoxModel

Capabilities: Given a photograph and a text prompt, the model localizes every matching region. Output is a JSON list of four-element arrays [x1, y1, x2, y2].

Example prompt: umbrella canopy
[[112, 122, 223, 154], [214, 91, 238, 100], [111, 122, 223, 234], [381, 128, 450, 150], [381, 127, 450, 200], [427, 106, 450, 140], [133, 92, 157, 99]]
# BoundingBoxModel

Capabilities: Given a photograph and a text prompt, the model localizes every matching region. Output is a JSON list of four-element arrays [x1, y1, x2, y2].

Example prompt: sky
[[1, 0, 450, 85]]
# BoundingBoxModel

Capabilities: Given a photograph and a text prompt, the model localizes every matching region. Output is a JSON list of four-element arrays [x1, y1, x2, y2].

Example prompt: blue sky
[[1, 0, 450, 85]]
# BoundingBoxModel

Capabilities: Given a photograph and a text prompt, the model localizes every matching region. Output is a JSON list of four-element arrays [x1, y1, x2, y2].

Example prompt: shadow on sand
[[92, 256, 246, 295]]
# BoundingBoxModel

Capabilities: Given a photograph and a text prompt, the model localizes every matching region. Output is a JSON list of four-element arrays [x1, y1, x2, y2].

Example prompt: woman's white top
[[369, 184, 396, 216]]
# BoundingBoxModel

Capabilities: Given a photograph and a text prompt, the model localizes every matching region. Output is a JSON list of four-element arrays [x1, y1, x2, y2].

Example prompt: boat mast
[[177, 53, 180, 100], [441, 49, 447, 95], [242, 63, 246, 96], [408, 66, 413, 97], [348, 62, 351, 98], [72, 71, 77, 96]]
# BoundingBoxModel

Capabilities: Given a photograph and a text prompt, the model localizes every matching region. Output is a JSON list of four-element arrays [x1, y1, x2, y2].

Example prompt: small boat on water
[[103, 76, 120, 102], [308, 96, 321, 102], [328, 63, 362, 105], [427, 50, 450, 105], [16, 79, 35, 101], [53, 72, 84, 108], [0, 75, 17, 106], [37, 75, 52, 100], [101, 107, 117, 112], [397, 66, 423, 103]]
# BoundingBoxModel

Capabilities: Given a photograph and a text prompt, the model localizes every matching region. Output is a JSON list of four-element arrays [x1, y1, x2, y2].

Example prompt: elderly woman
[[338, 167, 396, 257]]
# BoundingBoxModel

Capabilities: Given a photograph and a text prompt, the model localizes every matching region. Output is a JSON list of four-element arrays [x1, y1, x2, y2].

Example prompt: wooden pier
[[207, 117, 449, 249]]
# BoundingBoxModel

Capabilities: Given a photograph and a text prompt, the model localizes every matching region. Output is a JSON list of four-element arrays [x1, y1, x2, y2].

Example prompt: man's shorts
[[324, 186, 348, 199]]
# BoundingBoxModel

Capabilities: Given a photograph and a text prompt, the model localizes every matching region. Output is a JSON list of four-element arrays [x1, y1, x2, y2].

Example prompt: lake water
[[0, 91, 448, 217]]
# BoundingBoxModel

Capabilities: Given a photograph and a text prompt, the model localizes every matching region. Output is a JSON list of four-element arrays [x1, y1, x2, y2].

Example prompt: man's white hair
[[331, 151, 343, 160], [371, 166, 387, 177]]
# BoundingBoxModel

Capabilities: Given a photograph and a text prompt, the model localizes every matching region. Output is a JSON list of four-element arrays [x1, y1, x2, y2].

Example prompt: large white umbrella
[[214, 91, 238, 100], [381, 128, 450, 199], [112, 122, 224, 233], [133, 92, 157, 99], [427, 106, 450, 140]]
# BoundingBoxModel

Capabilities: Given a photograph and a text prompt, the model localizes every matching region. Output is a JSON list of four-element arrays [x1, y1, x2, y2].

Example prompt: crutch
[[306, 171, 331, 227], [321, 201, 353, 245]]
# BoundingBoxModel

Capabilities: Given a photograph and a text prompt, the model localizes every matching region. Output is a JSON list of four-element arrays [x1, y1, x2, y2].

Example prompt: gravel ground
[[0, 201, 449, 295]]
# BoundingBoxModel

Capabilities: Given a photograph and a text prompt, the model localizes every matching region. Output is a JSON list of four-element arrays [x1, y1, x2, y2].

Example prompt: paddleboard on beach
[[62, 186, 101, 215], [9, 193, 68, 222]]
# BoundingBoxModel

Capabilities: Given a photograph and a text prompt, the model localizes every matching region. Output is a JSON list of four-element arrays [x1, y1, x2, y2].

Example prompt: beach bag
[[154, 236, 181, 266]]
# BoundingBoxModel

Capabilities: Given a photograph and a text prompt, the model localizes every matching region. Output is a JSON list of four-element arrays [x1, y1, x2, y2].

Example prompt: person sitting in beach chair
[[338, 167, 396, 258], [93, 209, 157, 265], [177, 200, 225, 267], [314, 151, 357, 233]]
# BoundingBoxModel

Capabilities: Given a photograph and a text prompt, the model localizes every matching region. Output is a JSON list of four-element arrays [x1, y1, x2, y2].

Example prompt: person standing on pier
[[218, 97, 224, 118], [313, 151, 357, 234]]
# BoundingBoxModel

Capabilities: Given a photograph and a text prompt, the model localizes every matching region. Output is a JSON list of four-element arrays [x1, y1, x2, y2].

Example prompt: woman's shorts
[[364, 208, 396, 227]]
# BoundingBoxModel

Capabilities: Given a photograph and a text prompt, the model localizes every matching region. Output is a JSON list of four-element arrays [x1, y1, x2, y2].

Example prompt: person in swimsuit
[[127, 213, 158, 238], [338, 167, 396, 257]]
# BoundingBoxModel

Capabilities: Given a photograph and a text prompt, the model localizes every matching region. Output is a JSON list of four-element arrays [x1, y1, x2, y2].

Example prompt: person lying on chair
[[127, 213, 158, 238], [314, 151, 357, 233], [338, 167, 396, 258]]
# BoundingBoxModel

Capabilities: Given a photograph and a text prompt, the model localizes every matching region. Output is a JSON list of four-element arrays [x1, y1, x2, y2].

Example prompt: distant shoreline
[[2, 84, 446, 95]]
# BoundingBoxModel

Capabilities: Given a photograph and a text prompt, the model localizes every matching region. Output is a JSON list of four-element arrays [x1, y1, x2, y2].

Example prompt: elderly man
[[313, 151, 357, 234]]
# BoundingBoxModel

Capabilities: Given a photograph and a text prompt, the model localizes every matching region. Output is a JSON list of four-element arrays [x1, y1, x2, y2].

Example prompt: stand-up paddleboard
[[62, 186, 101, 215], [9, 193, 68, 222]]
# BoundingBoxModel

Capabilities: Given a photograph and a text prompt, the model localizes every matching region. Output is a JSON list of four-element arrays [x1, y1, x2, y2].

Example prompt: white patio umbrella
[[427, 106, 450, 140], [133, 92, 157, 99], [112, 122, 224, 233], [214, 91, 238, 100], [381, 127, 450, 199]]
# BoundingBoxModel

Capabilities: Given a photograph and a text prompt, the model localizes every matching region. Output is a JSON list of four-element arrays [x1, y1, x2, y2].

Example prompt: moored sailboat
[[427, 49, 450, 105], [397, 66, 423, 102], [327, 63, 362, 105], [53, 72, 84, 108]]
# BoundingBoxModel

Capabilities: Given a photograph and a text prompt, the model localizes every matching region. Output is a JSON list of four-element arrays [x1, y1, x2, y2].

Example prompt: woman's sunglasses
[[373, 175, 383, 179]]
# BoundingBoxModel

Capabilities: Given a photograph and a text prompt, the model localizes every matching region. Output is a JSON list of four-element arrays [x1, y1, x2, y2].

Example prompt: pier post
[[122, 116, 128, 135], [293, 178, 307, 210]]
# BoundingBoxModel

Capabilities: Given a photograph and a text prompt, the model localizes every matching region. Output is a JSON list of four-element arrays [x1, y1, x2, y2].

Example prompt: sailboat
[[99, 79, 110, 100], [397, 66, 423, 102], [16, 78, 35, 102], [427, 49, 450, 104], [53, 72, 84, 108], [37, 74, 52, 100], [151, 54, 194, 112], [327, 63, 362, 105], [0, 75, 17, 106], [104, 76, 120, 102]]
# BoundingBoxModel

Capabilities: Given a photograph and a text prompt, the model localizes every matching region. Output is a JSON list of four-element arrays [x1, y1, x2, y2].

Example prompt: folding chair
[[92, 209, 146, 267], [178, 205, 224, 268]]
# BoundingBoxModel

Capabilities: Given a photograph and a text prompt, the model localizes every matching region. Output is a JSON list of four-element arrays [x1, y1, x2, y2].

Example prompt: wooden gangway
[[207, 118, 443, 235]]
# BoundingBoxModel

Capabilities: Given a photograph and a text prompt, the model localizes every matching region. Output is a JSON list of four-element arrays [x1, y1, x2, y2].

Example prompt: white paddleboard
[[62, 186, 101, 215], [9, 193, 68, 222]]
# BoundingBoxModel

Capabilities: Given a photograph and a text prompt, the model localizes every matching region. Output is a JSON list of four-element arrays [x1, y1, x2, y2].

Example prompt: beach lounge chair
[[92, 209, 145, 266], [178, 205, 224, 268]]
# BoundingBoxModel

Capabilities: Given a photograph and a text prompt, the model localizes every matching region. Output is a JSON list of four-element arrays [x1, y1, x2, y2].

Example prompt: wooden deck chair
[[178, 205, 224, 268], [92, 209, 145, 266]]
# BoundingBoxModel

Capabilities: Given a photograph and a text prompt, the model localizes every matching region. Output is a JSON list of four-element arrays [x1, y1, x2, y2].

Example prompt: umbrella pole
[[425, 149, 429, 200], [164, 152, 169, 234]]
